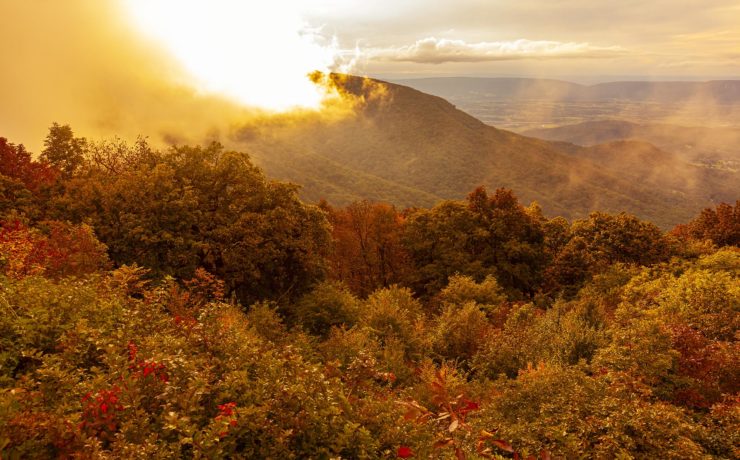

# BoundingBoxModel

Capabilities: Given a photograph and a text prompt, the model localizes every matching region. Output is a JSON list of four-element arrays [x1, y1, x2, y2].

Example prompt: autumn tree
[[0, 138, 59, 221], [326, 200, 410, 296], [0, 220, 108, 279], [682, 201, 740, 247], [0, 137, 58, 193]]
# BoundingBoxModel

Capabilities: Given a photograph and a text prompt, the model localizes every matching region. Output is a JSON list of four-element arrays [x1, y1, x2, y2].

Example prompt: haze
[[1, 0, 739, 151]]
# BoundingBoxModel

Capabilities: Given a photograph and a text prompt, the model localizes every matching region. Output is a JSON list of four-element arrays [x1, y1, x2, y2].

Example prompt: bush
[[431, 302, 491, 364], [293, 280, 360, 336], [479, 364, 707, 458], [359, 285, 427, 357]]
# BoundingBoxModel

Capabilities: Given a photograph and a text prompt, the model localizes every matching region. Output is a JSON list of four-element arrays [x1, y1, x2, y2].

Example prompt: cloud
[[368, 37, 625, 64]]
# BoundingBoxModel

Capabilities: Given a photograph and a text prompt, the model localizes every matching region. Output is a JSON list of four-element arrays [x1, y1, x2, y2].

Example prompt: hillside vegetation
[[235, 76, 738, 229], [523, 120, 740, 169], [1, 129, 738, 459]]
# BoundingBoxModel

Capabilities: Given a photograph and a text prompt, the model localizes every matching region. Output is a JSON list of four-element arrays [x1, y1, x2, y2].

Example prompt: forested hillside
[[1, 129, 738, 458], [236, 76, 738, 228], [523, 120, 740, 170]]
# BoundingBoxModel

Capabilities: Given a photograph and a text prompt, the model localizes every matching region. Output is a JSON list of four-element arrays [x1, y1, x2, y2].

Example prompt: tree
[[0, 175, 36, 221], [465, 187, 547, 297], [403, 187, 547, 299], [546, 212, 671, 294], [0, 220, 108, 279], [403, 200, 485, 298], [40, 123, 87, 177], [437, 274, 506, 308], [52, 141, 330, 306], [682, 201, 740, 247], [0, 137, 58, 193], [293, 280, 360, 336], [326, 200, 410, 296]]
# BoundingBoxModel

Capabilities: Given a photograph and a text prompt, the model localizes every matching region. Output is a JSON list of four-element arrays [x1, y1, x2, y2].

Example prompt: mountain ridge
[[233, 75, 738, 228], [393, 77, 740, 103]]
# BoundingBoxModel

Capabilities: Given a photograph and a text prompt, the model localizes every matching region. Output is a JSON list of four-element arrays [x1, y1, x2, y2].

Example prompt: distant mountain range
[[391, 77, 740, 129], [393, 77, 740, 104], [523, 120, 740, 168], [234, 76, 739, 229]]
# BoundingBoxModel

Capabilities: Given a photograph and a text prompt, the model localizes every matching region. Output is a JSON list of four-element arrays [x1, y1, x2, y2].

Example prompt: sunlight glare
[[123, 0, 340, 111]]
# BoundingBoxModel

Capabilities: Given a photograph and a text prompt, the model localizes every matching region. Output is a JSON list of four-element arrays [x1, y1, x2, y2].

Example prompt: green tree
[[40, 123, 87, 177], [546, 212, 671, 295], [571, 212, 670, 267], [293, 280, 361, 336], [53, 141, 330, 306], [403, 187, 546, 299], [403, 200, 484, 297], [465, 187, 547, 297]]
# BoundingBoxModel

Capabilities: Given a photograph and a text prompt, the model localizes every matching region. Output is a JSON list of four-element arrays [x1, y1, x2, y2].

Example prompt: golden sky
[[1, 0, 738, 149]]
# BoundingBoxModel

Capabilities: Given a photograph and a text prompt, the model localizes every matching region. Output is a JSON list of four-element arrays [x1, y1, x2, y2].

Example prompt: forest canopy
[[0, 126, 738, 459]]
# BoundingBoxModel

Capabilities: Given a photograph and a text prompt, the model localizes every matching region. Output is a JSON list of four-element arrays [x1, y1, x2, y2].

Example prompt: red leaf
[[463, 400, 480, 411], [397, 446, 414, 458], [491, 440, 515, 453]]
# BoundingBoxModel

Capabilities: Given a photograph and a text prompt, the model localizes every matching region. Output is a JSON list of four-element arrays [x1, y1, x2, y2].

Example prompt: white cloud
[[368, 37, 624, 64]]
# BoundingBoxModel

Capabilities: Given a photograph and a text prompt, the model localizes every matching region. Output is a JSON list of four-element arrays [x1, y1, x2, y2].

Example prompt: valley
[[394, 77, 740, 130]]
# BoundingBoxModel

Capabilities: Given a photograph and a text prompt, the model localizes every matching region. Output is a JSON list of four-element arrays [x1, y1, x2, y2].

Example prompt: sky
[[310, 0, 740, 79], [1, 0, 738, 149]]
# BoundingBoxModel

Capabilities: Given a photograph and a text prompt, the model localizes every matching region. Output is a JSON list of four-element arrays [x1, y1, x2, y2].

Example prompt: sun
[[122, 0, 340, 111]]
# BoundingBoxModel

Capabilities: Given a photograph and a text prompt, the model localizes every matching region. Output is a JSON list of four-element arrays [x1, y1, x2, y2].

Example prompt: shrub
[[293, 280, 360, 336], [431, 302, 491, 364], [359, 285, 427, 357]]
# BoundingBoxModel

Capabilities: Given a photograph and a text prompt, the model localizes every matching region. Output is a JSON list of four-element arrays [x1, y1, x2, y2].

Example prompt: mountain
[[523, 120, 740, 170], [233, 75, 739, 228], [393, 77, 740, 104], [390, 77, 740, 129], [553, 139, 738, 205]]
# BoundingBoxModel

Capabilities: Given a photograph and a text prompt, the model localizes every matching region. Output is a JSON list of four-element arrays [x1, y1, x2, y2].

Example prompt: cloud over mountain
[[367, 37, 624, 64]]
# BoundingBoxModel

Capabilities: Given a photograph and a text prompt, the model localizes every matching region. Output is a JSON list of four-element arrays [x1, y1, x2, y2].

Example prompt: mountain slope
[[233, 76, 738, 228], [523, 120, 740, 169], [553, 140, 738, 205]]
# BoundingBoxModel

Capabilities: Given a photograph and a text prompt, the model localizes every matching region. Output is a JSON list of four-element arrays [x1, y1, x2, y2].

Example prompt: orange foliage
[[0, 220, 108, 279], [667, 324, 738, 408], [675, 201, 740, 247], [0, 137, 58, 193], [325, 200, 410, 296]]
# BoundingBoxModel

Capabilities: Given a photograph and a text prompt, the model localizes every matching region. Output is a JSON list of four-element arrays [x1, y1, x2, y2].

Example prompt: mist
[[0, 0, 355, 153]]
